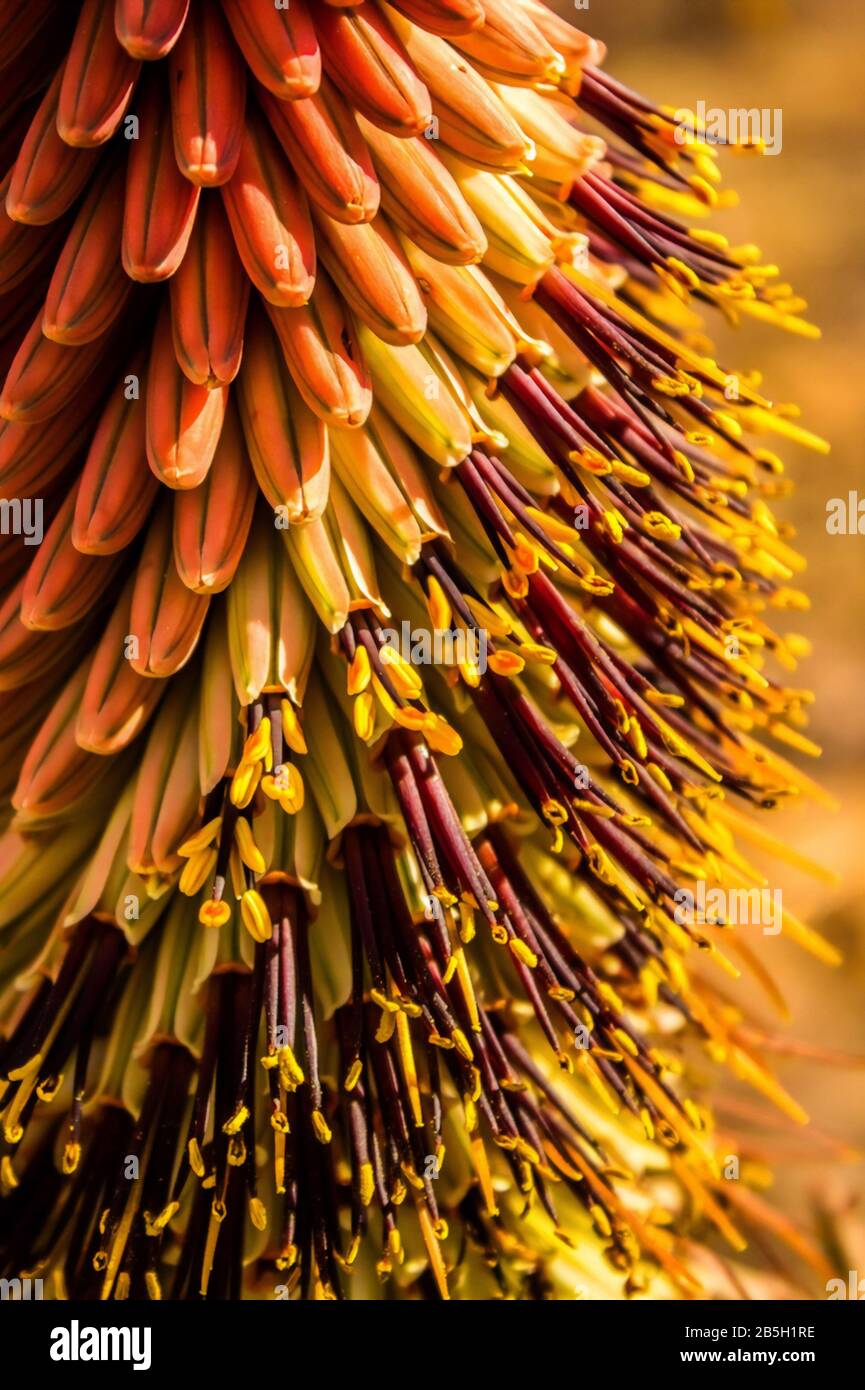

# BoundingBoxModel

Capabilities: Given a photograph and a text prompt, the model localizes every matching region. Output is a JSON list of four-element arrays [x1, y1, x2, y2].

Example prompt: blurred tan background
[[555, 0, 865, 1286]]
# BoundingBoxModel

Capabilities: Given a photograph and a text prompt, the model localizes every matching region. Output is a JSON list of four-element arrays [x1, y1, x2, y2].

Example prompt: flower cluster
[[0, 0, 833, 1301]]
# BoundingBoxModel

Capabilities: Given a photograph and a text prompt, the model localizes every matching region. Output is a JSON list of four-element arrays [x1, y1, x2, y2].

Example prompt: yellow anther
[[199, 899, 231, 929], [234, 817, 265, 875], [240, 889, 272, 944]]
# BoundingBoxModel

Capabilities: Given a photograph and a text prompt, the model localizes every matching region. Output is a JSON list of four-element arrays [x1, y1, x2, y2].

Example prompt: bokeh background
[[555, 0, 865, 1291]]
